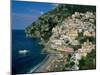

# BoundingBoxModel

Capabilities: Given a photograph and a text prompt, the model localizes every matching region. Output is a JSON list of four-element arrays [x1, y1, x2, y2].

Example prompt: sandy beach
[[28, 54, 56, 73]]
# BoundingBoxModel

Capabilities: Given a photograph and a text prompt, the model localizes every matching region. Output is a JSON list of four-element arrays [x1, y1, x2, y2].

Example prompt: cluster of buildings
[[45, 11, 96, 71]]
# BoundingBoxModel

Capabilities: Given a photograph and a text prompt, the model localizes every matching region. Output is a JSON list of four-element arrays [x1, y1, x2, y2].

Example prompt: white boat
[[19, 49, 29, 55]]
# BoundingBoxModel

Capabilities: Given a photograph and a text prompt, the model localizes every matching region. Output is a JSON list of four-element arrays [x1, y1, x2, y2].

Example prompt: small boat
[[18, 49, 29, 55]]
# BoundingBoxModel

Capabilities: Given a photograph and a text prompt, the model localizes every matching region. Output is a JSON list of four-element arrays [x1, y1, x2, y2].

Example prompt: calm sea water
[[12, 30, 46, 74]]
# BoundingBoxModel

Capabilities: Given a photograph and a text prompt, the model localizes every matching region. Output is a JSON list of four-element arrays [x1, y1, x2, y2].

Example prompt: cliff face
[[25, 4, 96, 72], [25, 4, 96, 43]]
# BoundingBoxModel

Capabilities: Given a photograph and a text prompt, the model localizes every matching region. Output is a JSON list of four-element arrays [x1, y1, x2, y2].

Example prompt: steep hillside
[[25, 4, 96, 72], [25, 4, 96, 43]]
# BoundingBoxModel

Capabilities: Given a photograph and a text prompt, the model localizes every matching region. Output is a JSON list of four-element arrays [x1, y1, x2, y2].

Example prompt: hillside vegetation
[[25, 4, 95, 43], [25, 4, 96, 72]]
